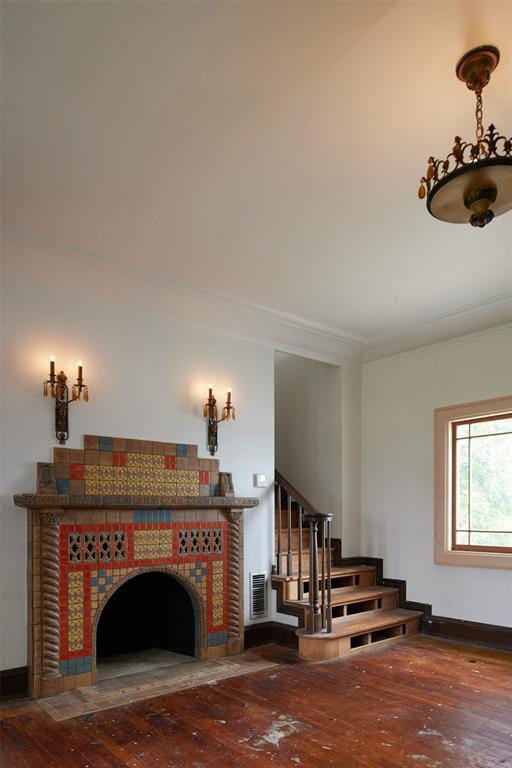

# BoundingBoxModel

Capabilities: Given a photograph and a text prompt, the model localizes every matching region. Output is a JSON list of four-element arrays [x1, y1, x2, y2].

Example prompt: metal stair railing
[[274, 471, 333, 634]]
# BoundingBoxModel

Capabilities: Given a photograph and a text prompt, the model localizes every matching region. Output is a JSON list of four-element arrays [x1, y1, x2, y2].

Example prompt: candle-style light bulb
[[227, 388, 232, 404], [77, 360, 83, 380], [49, 355, 55, 376]]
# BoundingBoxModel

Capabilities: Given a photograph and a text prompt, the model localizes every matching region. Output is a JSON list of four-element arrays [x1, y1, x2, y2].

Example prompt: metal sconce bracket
[[203, 387, 235, 455], [44, 358, 89, 444]]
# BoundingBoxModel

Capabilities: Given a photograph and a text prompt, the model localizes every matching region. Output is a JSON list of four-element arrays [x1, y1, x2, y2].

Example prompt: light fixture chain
[[475, 89, 484, 149]]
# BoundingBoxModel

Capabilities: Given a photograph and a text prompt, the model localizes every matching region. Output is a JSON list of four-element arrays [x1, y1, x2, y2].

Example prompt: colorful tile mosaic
[[39, 434, 219, 496], [179, 527, 223, 556], [212, 561, 224, 625], [67, 571, 84, 652], [133, 510, 172, 524], [208, 631, 229, 647], [133, 529, 173, 560], [59, 520, 230, 666]]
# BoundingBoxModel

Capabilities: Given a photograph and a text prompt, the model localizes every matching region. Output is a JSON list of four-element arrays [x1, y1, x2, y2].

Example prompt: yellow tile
[[85, 480, 99, 495], [127, 452, 143, 467], [68, 572, 83, 587]]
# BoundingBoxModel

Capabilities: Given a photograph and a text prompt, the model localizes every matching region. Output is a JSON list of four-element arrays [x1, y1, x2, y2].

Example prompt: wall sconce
[[203, 386, 235, 455], [43, 357, 89, 444]]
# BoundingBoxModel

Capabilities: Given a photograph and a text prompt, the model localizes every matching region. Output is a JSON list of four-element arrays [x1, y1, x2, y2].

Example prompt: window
[[434, 396, 512, 569]]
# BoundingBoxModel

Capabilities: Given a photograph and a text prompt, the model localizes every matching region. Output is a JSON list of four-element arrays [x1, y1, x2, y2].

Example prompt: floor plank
[[1, 636, 511, 768]]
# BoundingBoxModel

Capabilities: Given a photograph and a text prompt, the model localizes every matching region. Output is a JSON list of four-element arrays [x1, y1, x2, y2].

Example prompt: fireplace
[[14, 434, 258, 698], [96, 570, 198, 660]]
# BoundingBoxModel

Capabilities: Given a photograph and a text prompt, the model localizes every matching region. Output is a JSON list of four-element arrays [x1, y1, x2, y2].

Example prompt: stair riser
[[298, 618, 421, 661], [274, 531, 309, 549], [281, 570, 374, 601], [302, 594, 398, 631], [276, 551, 336, 574]]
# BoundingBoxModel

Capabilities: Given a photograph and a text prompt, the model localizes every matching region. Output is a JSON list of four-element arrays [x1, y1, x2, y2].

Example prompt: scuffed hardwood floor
[[1, 636, 511, 768]]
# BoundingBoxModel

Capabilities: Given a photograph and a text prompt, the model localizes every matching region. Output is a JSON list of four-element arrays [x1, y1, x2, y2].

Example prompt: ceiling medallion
[[418, 45, 512, 228]]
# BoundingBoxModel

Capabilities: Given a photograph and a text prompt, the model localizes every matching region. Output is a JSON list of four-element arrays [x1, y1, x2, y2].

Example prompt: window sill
[[434, 547, 512, 570]]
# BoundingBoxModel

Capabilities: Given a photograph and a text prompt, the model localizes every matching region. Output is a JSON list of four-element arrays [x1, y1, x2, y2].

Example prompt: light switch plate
[[253, 473, 267, 488]]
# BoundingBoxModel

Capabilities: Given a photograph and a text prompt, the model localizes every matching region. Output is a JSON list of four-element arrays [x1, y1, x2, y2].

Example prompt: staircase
[[272, 472, 423, 661]]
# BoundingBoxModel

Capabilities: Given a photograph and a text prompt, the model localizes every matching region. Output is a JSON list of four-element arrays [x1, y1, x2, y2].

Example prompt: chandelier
[[418, 45, 512, 228]]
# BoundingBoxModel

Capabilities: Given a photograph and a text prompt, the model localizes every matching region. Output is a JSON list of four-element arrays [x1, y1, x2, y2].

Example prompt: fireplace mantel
[[14, 494, 259, 510], [15, 433, 261, 699]]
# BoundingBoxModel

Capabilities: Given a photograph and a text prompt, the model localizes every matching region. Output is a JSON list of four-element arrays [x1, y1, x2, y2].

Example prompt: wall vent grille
[[250, 571, 266, 619]]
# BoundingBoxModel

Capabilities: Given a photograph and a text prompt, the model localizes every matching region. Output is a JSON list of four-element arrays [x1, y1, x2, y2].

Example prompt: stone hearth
[[14, 434, 258, 698]]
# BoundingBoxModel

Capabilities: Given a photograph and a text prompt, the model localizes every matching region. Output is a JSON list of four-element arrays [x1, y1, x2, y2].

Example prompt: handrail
[[274, 470, 333, 635], [275, 470, 323, 520]]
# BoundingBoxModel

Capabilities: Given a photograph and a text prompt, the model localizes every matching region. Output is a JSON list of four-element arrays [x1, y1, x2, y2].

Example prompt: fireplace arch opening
[[95, 570, 198, 662]]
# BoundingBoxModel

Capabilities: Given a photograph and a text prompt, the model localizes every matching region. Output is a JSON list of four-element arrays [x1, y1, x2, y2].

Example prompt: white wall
[[361, 326, 512, 626], [275, 352, 341, 533], [275, 352, 360, 555], [0, 276, 275, 670]]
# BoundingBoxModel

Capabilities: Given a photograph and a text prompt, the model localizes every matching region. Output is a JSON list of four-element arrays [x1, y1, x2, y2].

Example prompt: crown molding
[[1, 230, 364, 365], [363, 321, 512, 369], [363, 292, 512, 361], [3, 229, 511, 366]]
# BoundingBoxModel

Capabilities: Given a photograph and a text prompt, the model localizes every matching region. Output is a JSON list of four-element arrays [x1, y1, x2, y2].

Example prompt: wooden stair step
[[272, 565, 375, 583], [300, 585, 398, 607], [297, 609, 423, 661], [329, 608, 423, 638]]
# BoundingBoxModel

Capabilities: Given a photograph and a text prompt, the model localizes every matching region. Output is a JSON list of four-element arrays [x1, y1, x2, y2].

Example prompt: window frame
[[434, 395, 512, 570]]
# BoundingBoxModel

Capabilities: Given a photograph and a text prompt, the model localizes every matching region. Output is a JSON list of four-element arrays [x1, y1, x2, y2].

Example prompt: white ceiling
[[2, 0, 512, 351]]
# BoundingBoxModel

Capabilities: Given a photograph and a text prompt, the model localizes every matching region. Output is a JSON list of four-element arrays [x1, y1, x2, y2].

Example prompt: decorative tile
[[127, 453, 143, 467], [68, 533, 81, 564], [99, 532, 111, 561], [85, 479, 99, 495], [85, 465, 100, 480], [55, 462, 70, 479], [98, 436, 114, 451], [212, 561, 224, 625], [70, 464, 85, 480], [67, 571, 84, 653], [56, 478, 70, 494], [208, 631, 229, 647], [84, 435, 99, 450], [133, 529, 173, 559], [113, 451, 127, 467]]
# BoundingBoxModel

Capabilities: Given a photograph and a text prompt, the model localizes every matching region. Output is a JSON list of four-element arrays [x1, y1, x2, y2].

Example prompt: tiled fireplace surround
[[14, 435, 258, 699]]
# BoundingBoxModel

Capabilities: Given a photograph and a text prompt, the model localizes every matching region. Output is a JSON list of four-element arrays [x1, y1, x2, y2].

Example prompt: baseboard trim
[[2, 612, 508, 701], [0, 666, 28, 699], [244, 621, 298, 649], [423, 615, 512, 651]]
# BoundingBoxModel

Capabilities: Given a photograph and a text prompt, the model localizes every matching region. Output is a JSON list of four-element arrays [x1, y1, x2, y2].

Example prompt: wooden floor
[[1, 636, 512, 768]]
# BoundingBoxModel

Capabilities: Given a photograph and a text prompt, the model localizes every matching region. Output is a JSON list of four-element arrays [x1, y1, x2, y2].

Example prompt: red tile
[[164, 456, 176, 470], [113, 452, 127, 467]]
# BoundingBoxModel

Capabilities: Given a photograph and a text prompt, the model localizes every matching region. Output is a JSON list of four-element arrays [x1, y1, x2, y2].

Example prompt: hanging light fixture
[[418, 45, 512, 228]]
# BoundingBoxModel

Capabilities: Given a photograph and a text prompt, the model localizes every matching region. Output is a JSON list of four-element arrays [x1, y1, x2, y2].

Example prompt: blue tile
[[99, 436, 113, 451], [56, 478, 70, 494], [90, 577, 98, 586], [209, 483, 219, 497], [176, 444, 188, 457]]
